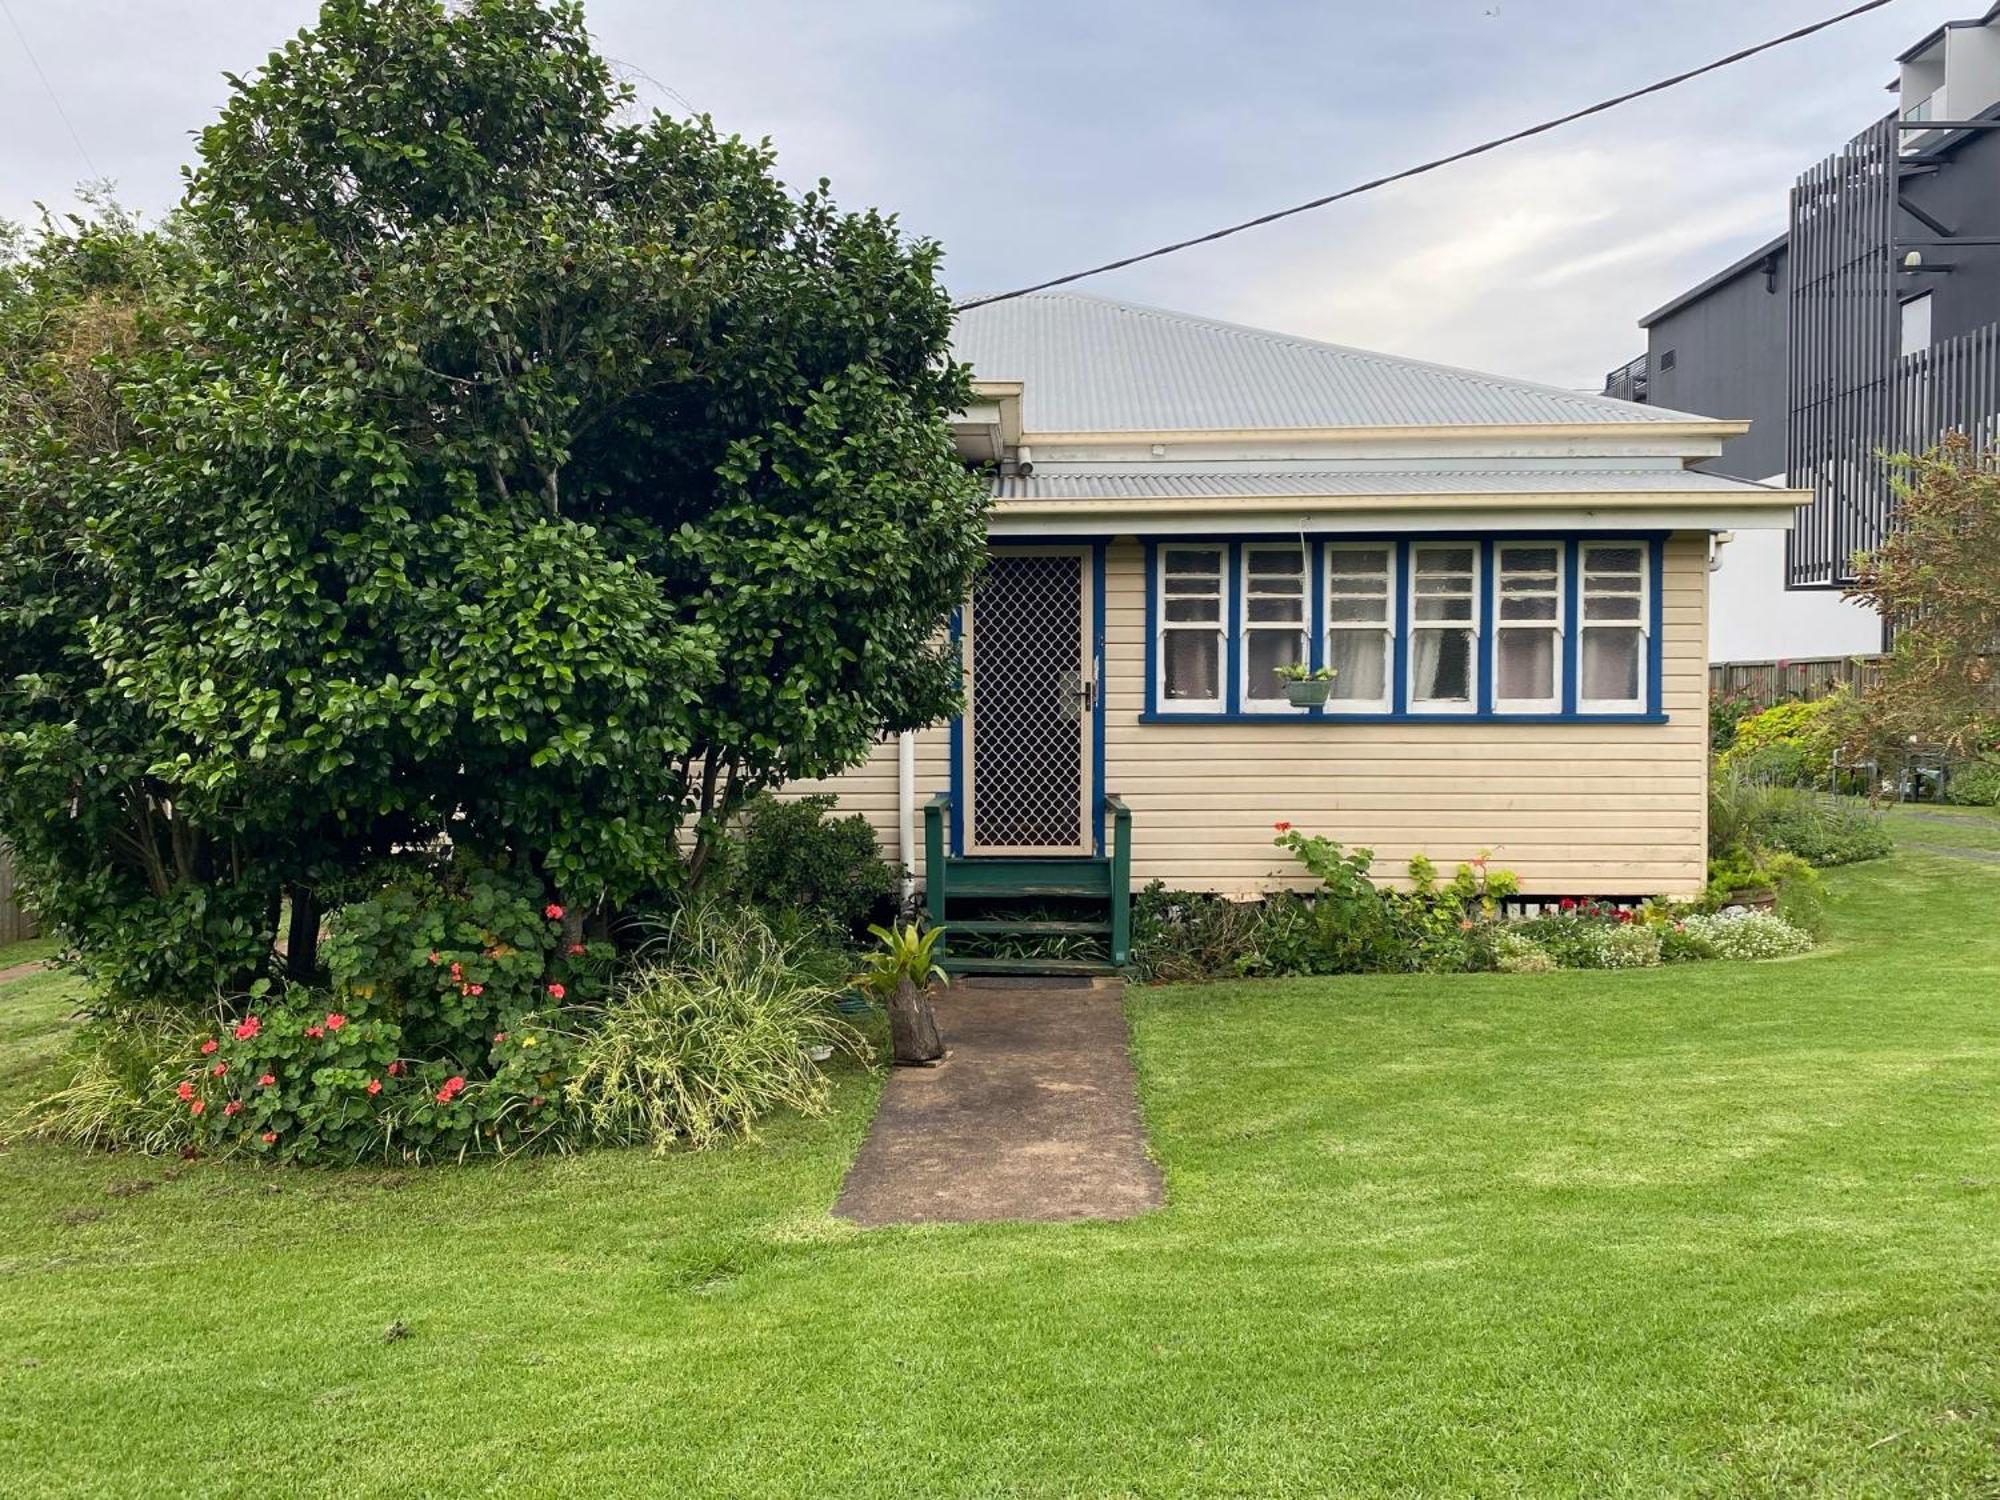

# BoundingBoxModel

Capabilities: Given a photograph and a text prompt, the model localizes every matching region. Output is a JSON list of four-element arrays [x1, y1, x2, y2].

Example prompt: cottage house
[[783, 292, 1802, 967]]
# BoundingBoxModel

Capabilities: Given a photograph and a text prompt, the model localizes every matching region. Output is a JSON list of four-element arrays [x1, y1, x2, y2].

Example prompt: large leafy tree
[[1844, 433, 2000, 759], [0, 0, 986, 998]]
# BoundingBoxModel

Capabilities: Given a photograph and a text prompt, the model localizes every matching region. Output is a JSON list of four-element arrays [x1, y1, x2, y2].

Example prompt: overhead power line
[[0, 0, 101, 182], [955, 0, 1901, 312]]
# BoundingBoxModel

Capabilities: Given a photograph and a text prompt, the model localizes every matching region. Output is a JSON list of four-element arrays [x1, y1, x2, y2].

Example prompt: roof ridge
[[998, 290, 1706, 423]]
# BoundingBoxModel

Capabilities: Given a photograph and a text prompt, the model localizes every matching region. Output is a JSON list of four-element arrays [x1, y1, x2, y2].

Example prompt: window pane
[[1499, 594, 1559, 622], [1588, 595, 1641, 622], [1586, 546, 1643, 574], [1329, 630, 1387, 702], [1328, 547, 1390, 577], [1416, 546, 1475, 576], [1414, 596, 1472, 622], [1496, 627, 1556, 702], [1501, 545, 1559, 574], [1330, 596, 1386, 623], [1247, 549, 1303, 577], [1412, 628, 1472, 703], [1246, 630, 1305, 700], [1164, 630, 1219, 701], [1164, 597, 1219, 623], [1581, 627, 1641, 702], [1164, 548, 1222, 578], [1247, 596, 1304, 623]]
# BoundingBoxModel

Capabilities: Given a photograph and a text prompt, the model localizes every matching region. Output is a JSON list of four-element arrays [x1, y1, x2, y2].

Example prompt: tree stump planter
[[887, 976, 945, 1065]]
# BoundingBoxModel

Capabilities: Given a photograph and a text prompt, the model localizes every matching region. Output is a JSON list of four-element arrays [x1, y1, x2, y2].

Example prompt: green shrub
[[734, 794, 901, 940], [1131, 884, 1271, 984], [1680, 911, 1814, 960], [1710, 692, 1760, 754], [1495, 930, 1557, 974], [322, 862, 612, 1062], [1709, 773, 1891, 869], [1717, 694, 1845, 785], [1947, 757, 2000, 807], [564, 905, 870, 1152]]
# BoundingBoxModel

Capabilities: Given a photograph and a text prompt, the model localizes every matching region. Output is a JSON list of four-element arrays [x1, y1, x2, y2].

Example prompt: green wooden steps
[[923, 793, 1132, 978]]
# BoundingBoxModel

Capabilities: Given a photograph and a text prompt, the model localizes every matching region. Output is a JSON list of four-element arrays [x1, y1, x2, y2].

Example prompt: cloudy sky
[[0, 0, 1977, 388]]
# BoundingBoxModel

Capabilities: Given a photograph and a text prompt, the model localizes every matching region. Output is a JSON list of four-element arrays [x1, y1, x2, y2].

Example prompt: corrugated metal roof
[[990, 468, 1786, 501], [952, 292, 1710, 433]]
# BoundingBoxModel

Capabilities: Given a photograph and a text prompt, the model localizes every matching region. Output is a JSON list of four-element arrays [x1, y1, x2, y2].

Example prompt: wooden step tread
[[941, 956, 1121, 977], [941, 918, 1111, 937]]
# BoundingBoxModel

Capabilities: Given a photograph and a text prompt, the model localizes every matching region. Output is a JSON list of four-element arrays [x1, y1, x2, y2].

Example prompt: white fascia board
[[987, 499, 1805, 537], [1021, 423, 1748, 466]]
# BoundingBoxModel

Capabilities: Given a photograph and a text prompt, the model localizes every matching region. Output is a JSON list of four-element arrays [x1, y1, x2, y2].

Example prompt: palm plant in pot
[[1274, 662, 1338, 707], [855, 922, 948, 1064]]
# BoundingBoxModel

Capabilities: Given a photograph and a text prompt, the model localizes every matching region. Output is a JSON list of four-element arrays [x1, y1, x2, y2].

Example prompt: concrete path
[[835, 981, 1163, 1226]]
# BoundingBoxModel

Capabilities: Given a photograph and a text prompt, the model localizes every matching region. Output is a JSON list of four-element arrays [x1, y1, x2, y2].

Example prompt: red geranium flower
[[567, 942, 586, 956], [387, 1060, 404, 1077], [261, 1131, 277, 1145], [449, 962, 463, 979], [1273, 821, 1292, 832], [1559, 897, 1578, 911], [304, 1025, 324, 1039], [189, 1100, 206, 1117], [546, 983, 565, 1000], [223, 1099, 243, 1117], [324, 1012, 346, 1031], [544, 903, 564, 920], [199, 1039, 218, 1056], [436, 1076, 466, 1105], [234, 1016, 261, 1041], [211, 1062, 227, 1077], [176, 1080, 195, 1102], [467, 984, 483, 997], [494, 1032, 507, 1043], [366, 1078, 382, 1097], [258, 1073, 276, 1087]]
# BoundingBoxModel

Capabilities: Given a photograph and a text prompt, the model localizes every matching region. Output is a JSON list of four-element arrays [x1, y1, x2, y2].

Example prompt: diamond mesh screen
[[971, 553, 1085, 850]]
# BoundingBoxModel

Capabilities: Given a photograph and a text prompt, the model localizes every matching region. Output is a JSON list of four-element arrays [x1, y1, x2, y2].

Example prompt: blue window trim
[[1141, 530, 1669, 726]]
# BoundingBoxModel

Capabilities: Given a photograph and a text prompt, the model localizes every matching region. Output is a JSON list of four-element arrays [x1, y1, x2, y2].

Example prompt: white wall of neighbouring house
[[1708, 527, 1883, 665]]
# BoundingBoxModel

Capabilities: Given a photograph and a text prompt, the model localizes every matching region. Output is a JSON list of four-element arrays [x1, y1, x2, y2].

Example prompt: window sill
[[1136, 711, 1669, 726]]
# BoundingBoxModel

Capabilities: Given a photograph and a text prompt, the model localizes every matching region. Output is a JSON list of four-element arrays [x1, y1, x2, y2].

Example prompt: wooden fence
[[0, 843, 39, 944], [1709, 655, 1884, 708]]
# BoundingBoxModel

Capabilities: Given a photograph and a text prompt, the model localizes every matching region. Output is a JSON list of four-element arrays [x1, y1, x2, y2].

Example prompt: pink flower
[[546, 983, 565, 1000], [436, 1076, 466, 1105], [304, 1025, 324, 1040], [467, 984, 483, 997], [324, 1013, 346, 1031], [428, 950, 441, 965], [210, 1062, 227, 1078], [189, 1100, 206, 1117], [199, 1039, 218, 1056], [493, 1032, 507, 1044], [234, 1016, 261, 1041], [366, 1078, 382, 1097], [257, 1073, 276, 1087], [544, 903, 565, 920], [261, 1131, 278, 1144], [223, 1099, 243, 1118], [449, 962, 463, 979], [567, 942, 586, 957], [387, 1060, 404, 1077], [176, 1080, 195, 1102]]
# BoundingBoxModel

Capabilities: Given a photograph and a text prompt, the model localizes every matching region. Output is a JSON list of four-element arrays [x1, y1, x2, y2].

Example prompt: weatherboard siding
[[773, 728, 949, 881], [779, 532, 1711, 899], [1101, 533, 1710, 896]]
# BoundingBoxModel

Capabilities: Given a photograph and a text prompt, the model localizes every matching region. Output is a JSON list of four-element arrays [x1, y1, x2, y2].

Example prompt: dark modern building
[[1609, 3, 2000, 593]]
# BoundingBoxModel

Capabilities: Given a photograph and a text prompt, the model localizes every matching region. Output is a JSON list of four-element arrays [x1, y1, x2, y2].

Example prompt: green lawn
[[5, 838, 2000, 1496]]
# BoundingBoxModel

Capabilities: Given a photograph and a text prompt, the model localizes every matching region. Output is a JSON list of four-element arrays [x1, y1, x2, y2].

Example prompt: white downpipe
[[896, 730, 917, 907]]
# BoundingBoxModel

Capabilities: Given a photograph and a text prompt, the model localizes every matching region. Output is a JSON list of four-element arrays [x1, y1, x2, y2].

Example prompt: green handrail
[[923, 791, 952, 950], [1105, 793, 1132, 969]]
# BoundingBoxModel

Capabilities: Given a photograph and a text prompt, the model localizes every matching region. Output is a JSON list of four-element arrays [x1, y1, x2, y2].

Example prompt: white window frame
[[1577, 540, 1651, 714], [1323, 542, 1396, 714], [1238, 544, 1309, 713], [1491, 541, 1565, 714], [1406, 541, 1481, 714], [1154, 544, 1228, 714]]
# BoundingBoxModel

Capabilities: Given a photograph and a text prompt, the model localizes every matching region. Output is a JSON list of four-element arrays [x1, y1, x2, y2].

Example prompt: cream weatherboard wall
[[782, 531, 1711, 899], [1102, 533, 1710, 898], [775, 727, 949, 882]]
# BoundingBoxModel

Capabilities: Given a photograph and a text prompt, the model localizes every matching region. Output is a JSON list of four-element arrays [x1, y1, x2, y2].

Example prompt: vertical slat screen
[[0, 843, 38, 945]]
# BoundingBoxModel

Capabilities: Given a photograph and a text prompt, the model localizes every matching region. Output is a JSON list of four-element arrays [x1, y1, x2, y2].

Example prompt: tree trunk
[[887, 975, 944, 1065], [286, 887, 320, 983]]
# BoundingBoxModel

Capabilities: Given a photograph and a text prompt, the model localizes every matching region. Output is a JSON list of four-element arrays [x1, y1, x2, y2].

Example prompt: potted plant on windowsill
[[1274, 663, 1337, 708]]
